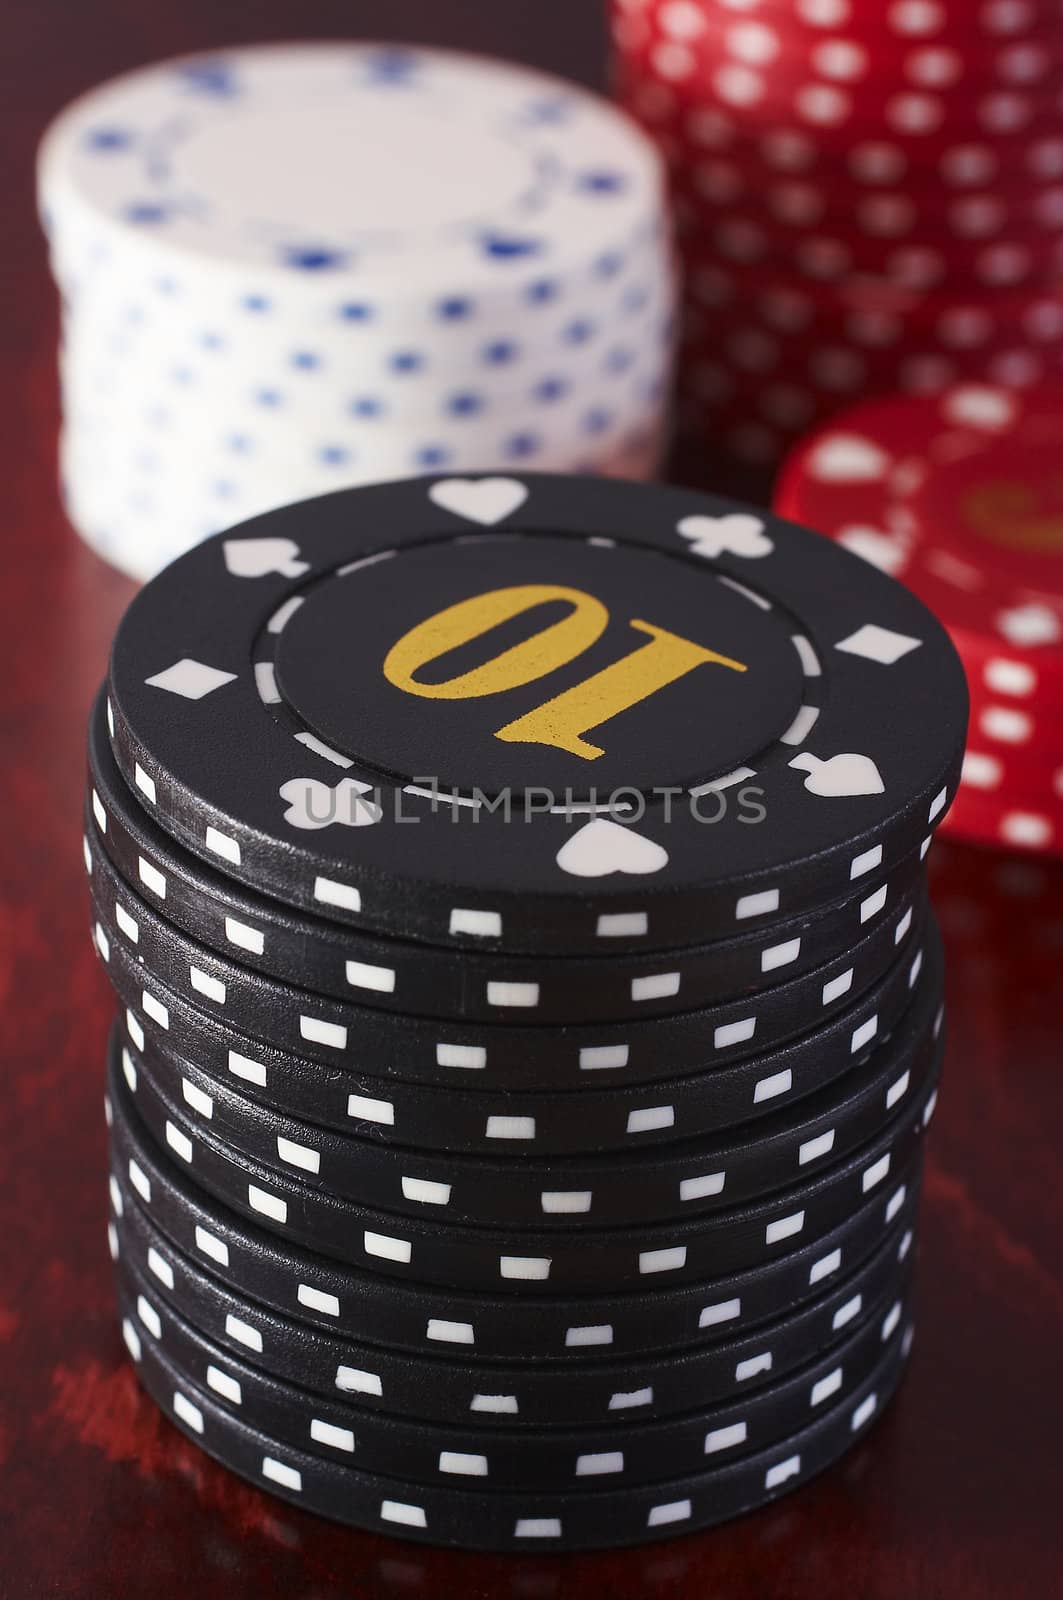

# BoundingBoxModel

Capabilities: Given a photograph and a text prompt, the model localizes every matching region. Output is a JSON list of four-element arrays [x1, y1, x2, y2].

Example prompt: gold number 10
[[383, 583, 746, 761]]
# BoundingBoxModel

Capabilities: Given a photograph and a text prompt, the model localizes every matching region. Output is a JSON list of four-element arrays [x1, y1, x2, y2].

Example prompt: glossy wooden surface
[[2, 3, 1061, 1594]]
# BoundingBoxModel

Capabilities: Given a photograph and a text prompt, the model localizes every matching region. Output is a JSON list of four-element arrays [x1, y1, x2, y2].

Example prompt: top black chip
[[107, 473, 967, 953]]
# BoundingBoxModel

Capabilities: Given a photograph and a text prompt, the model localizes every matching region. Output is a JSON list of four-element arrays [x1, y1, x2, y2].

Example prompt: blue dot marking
[[178, 60, 239, 98], [580, 170, 627, 194], [124, 203, 168, 225], [389, 351, 424, 375], [365, 48, 421, 84], [506, 432, 541, 459], [482, 233, 542, 260], [482, 340, 518, 365], [85, 127, 131, 151], [525, 96, 571, 125], [446, 392, 483, 417], [282, 245, 349, 271]]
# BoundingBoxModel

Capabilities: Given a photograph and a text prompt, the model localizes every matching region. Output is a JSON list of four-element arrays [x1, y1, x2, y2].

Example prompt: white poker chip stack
[[39, 43, 676, 579]]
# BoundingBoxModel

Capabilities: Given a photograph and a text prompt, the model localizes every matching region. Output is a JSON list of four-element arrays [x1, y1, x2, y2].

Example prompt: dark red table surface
[[2, 3, 1062, 1596]]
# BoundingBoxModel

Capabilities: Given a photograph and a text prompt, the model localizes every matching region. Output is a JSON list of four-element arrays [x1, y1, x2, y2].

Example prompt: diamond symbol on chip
[[806, 433, 890, 483], [835, 623, 922, 664], [789, 752, 885, 798], [995, 603, 1061, 649], [676, 512, 773, 560], [224, 538, 309, 579], [144, 659, 237, 699]]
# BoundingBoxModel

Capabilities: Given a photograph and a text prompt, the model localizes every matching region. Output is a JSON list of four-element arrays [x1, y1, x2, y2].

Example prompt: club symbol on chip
[[428, 477, 530, 526], [789, 752, 885, 798], [280, 777, 382, 831], [555, 817, 669, 878], [223, 538, 310, 580], [677, 512, 774, 560]]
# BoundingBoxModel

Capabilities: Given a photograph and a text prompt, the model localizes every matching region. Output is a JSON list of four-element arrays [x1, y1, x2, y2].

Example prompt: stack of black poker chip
[[87, 472, 967, 1552]]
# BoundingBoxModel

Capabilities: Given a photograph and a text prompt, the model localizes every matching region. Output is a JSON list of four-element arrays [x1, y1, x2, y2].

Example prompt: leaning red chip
[[776, 381, 1063, 853]]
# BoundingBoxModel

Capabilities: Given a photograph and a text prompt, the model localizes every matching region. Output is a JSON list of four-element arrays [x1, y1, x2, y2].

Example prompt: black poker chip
[[118, 1301, 913, 1551], [87, 837, 926, 1092], [115, 1244, 913, 1492], [108, 1088, 924, 1362], [109, 936, 942, 1229], [110, 1172, 917, 1428], [88, 690, 930, 1025], [96, 885, 935, 1155], [105, 474, 966, 956], [107, 1031, 940, 1296]]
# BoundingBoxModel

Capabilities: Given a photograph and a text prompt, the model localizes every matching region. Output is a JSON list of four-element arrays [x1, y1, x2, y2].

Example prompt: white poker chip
[[39, 42, 675, 577], [38, 43, 665, 293]]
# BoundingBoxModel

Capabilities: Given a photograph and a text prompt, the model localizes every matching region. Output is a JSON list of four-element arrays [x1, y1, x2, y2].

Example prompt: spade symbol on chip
[[789, 752, 885, 798]]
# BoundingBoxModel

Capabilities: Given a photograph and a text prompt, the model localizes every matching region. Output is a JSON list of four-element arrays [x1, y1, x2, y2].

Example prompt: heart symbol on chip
[[806, 434, 891, 483], [224, 538, 309, 579], [428, 477, 529, 526], [677, 512, 774, 560], [555, 818, 669, 879], [280, 777, 382, 831], [789, 752, 885, 798]]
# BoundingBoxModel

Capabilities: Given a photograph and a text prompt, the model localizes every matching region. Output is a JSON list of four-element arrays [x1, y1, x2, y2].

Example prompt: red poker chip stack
[[775, 379, 1063, 856], [609, 0, 1063, 466]]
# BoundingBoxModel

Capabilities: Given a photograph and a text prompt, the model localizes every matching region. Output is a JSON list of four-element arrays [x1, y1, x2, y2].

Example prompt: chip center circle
[[170, 97, 533, 239], [271, 534, 806, 799], [914, 422, 1063, 591]]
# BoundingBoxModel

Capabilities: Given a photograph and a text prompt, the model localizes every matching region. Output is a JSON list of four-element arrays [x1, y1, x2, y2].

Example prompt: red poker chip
[[680, 317, 1063, 443], [965, 689, 1063, 765], [619, 34, 1063, 151], [776, 382, 1063, 845], [777, 383, 1063, 652], [674, 209, 1063, 294], [669, 172, 1063, 260], [613, 1, 1063, 478], [681, 257, 1063, 335], [939, 780, 1063, 854], [623, 0, 1063, 73], [948, 619, 1063, 714]]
